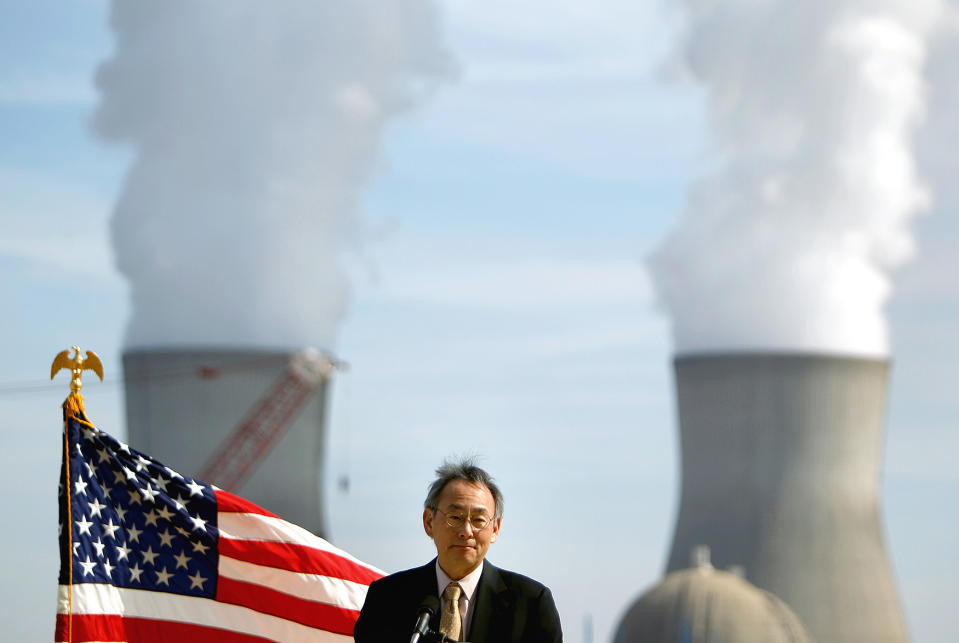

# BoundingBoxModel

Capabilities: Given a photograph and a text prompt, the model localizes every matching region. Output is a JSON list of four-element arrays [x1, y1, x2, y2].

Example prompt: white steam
[[648, 1, 944, 356], [94, 1, 451, 350]]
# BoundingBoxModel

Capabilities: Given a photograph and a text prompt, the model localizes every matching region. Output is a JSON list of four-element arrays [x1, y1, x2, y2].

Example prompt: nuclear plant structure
[[122, 348, 334, 536], [615, 546, 812, 642], [650, 352, 909, 643]]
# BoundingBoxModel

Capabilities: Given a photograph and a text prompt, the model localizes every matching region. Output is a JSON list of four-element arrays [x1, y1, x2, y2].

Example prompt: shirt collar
[[435, 559, 484, 601]]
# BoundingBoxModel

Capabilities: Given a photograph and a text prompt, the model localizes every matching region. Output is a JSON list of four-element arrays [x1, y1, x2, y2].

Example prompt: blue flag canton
[[58, 417, 219, 598]]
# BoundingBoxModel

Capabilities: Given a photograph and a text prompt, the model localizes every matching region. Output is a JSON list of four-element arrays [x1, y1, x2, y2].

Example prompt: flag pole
[[51, 347, 104, 643]]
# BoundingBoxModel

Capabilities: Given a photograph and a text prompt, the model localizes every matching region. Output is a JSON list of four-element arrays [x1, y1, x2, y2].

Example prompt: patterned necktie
[[439, 582, 463, 641]]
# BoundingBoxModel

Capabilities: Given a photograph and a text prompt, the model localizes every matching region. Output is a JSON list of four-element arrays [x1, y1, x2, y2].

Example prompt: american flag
[[56, 408, 383, 642]]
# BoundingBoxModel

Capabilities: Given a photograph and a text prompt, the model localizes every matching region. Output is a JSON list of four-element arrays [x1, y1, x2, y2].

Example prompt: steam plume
[[94, 1, 451, 349], [648, 1, 944, 356]]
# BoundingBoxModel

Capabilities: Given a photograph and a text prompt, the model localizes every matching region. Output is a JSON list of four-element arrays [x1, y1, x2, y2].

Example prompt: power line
[[0, 354, 296, 397]]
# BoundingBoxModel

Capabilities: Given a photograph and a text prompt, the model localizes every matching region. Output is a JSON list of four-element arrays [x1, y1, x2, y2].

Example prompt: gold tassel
[[62, 392, 85, 421]]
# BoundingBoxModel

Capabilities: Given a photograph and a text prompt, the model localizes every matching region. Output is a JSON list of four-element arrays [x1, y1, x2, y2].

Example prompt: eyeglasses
[[434, 507, 494, 532]]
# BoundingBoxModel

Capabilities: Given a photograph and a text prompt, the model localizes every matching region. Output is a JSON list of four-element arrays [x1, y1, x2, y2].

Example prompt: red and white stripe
[[56, 490, 384, 642]]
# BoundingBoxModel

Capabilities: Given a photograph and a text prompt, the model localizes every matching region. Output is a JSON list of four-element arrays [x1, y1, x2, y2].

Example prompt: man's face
[[423, 479, 501, 580]]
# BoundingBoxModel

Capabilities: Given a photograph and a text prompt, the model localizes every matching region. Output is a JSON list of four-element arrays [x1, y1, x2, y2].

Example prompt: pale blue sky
[[2, 2, 957, 642]]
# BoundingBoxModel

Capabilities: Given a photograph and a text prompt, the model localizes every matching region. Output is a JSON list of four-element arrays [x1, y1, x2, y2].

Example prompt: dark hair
[[424, 456, 504, 519]]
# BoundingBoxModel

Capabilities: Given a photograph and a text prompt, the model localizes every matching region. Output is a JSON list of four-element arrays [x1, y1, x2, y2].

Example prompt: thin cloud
[[0, 74, 97, 106], [377, 258, 654, 308]]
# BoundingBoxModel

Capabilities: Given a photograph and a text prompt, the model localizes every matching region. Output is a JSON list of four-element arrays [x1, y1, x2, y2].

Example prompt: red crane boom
[[197, 349, 334, 492]]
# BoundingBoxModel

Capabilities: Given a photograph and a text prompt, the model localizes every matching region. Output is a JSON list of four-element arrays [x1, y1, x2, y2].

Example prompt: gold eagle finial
[[51, 346, 104, 393]]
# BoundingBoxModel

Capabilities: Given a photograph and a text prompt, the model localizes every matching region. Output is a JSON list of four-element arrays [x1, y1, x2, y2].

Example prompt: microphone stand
[[411, 625, 458, 643]]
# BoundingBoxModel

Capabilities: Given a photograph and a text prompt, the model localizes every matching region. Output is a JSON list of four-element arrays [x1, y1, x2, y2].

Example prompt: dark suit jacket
[[353, 559, 562, 643]]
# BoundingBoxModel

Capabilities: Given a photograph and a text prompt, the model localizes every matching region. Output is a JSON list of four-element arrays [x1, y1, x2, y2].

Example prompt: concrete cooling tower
[[122, 348, 333, 536], [664, 353, 908, 642]]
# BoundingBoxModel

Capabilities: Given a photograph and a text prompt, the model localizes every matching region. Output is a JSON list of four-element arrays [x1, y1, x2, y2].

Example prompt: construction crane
[[197, 348, 335, 491]]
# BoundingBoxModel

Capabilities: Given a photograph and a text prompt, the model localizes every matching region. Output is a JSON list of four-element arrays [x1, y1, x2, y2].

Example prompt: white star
[[102, 559, 115, 577], [155, 505, 174, 523], [102, 518, 120, 539], [104, 467, 121, 484], [165, 466, 183, 480], [91, 537, 106, 558], [118, 441, 130, 453], [115, 543, 131, 561], [191, 539, 209, 556], [88, 498, 106, 518], [123, 466, 137, 481], [141, 546, 159, 566], [186, 479, 205, 497], [153, 475, 169, 492], [158, 528, 175, 548], [135, 455, 151, 472], [84, 461, 96, 478], [115, 506, 127, 523], [72, 542, 81, 556], [189, 514, 208, 533], [139, 484, 159, 503], [154, 566, 172, 586], [73, 478, 88, 496], [173, 551, 190, 570], [188, 570, 207, 590], [144, 510, 159, 527], [170, 494, 186, 512], [75, 516, 93, 536], [176, 526, 191, 538], [74, 442, 83, 455], [126, 525, 143, 543], [78, 556, 97, 577], [95, 448, 111, 464], [81, 426, 97, 441], [129, 563, 144, 583]]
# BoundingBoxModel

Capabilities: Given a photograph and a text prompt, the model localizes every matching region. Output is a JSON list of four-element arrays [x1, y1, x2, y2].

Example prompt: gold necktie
[[439, 582, 462, 641]]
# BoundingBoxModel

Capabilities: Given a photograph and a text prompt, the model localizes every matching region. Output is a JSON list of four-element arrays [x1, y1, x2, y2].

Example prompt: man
[[354, 458, 562, 642]]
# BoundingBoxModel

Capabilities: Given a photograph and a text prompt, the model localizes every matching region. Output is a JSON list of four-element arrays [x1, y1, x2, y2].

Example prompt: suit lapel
[[417, 559, 440, 594], [468, 562, 511, 642]]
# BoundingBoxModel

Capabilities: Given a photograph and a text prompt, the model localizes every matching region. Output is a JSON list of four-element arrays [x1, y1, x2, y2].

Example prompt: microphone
[[409, 594, 440, 643]]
